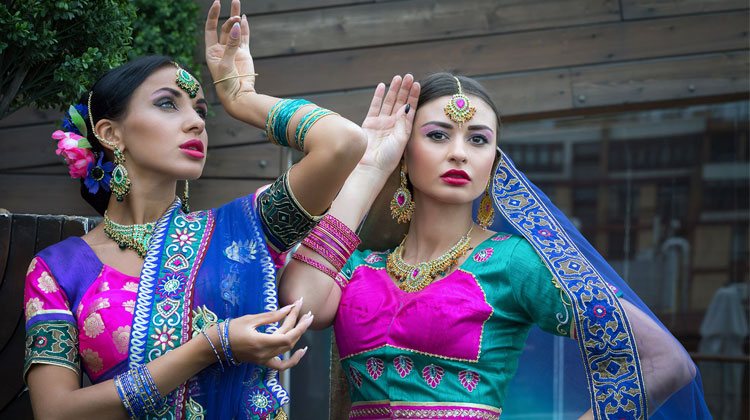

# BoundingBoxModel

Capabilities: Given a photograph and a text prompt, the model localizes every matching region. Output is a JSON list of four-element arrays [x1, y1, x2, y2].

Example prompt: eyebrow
[[152, 87, 207, 106], [421, 121, 494, 134]]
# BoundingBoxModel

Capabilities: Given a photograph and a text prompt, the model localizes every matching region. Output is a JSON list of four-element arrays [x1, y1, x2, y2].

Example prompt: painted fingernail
[[230, 22, 240, 38], [405, 104, 411, 114]]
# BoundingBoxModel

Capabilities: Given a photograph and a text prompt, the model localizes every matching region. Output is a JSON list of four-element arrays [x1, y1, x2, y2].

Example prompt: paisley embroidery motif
[[349, 366, 363, 388], [472, 248, 493, 263], [458, 369, 480, 392], [366, 357, 384, 380], [364, 253, 383, 264], [491, 233, 511, 241], [421, 364, 445, 389], [393, 355, 414, 379]]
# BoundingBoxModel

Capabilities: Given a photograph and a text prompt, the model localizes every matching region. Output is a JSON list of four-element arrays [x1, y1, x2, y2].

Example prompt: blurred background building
[[1, 0, 747, 418]]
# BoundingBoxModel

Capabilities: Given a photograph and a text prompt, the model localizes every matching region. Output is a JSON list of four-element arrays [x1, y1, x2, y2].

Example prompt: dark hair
[[417, 72, 502, 139], [80, 55, 186, 215]]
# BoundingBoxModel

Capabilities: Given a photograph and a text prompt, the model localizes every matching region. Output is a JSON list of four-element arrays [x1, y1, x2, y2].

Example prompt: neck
[[402, 191, 474, 263], [105, 173, 178, 225]]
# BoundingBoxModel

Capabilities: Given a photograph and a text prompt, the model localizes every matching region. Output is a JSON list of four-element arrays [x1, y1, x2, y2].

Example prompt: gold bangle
[[213, 73, 258, 85]]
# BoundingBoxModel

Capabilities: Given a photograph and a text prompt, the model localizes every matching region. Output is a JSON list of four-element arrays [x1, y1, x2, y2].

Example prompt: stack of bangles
[[114, 364, 165, 418], [293, 214, 360, 285], [198, 319, 241, 372], [265, 98, 338, 151]]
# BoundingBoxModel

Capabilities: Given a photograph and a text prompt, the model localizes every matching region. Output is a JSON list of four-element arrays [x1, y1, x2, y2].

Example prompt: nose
[[447, 136, 468, 164], [185, 110, 206, 135]]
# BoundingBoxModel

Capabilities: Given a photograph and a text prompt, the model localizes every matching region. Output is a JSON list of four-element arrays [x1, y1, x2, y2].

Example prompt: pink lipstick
[[179, 139, 205, 159], [440, 169, 471, 186]]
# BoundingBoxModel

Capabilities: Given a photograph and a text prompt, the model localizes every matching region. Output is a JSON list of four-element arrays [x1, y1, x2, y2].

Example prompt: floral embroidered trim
[[493, 152, 647, 418], [24, 321, 80, 380]]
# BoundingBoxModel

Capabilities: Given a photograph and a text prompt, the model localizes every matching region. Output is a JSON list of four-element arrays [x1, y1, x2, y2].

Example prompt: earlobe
[[95, 120, 122, 151]]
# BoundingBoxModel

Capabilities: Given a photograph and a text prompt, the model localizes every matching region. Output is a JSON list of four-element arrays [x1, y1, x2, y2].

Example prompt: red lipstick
[[179, 139, 205, 159], [440, 169, 471, 186]]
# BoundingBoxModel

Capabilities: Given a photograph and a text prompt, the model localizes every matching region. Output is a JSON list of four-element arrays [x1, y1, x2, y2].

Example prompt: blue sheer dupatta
[[488, 151, 711, 419]]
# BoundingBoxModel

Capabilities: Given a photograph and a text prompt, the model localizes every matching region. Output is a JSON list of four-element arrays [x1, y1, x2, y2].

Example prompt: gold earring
[[390, 162, 414, 224], [110, 148, 131, 201], [477, 179, 495, 229], [182, 180, 190, 213]]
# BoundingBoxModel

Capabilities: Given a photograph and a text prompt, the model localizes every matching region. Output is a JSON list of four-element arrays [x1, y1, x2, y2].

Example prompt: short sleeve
[[256, 169, 323, 253], [507, 239, 575, 338], [23, 256, 80, 380]]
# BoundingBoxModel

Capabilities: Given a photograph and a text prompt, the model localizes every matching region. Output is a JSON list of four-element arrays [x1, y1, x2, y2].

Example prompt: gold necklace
[[103, 211, 156, 258], [386, 226, 473, 292]]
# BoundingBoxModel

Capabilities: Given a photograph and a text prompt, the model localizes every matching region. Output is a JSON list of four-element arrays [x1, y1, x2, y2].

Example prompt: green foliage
[[0, 0, 201, 120], [129, 0, 201, 74]]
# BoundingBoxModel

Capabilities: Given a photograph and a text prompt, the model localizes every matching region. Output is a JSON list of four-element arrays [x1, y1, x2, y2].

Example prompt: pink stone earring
[[390, 162, 414, 224]]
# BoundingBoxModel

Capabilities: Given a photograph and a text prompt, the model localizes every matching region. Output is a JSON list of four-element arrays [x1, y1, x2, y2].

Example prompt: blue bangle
[[294, 107, 337, 151], [200, 327, 225, 371], [266, 99, 311, 149], [223, 318, 240, 366]]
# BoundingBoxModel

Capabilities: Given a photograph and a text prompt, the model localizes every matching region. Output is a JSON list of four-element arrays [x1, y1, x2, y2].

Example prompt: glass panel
[[502, 100, 749, 418]]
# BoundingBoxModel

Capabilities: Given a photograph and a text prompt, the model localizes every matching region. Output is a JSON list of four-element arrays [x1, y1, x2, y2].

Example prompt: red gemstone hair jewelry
[[444, 77, 476, 127]]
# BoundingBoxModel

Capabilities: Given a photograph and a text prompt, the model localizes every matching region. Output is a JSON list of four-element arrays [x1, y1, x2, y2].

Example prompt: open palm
[[360, 75, 421, 174], [204, 0, 256, 115]]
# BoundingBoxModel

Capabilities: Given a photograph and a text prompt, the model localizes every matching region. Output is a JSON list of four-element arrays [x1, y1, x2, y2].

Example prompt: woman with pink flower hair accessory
[[23, 0, 367, 418]]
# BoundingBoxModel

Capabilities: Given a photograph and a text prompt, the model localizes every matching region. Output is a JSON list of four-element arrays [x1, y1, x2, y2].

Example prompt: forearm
[[30, 328, 218, 420]]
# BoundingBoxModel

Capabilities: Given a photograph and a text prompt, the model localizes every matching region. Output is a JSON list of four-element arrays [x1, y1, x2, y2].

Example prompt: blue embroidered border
[[491, 153, 647, 419]]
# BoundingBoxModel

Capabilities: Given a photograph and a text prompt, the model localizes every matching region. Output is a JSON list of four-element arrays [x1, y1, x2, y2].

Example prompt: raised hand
[[204, 0, 256, 117], [228, 299, 312, 370], [360, 74, 421, 175]]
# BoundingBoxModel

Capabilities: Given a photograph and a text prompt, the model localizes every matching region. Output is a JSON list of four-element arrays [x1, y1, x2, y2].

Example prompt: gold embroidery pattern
[[27, 257, 38, 275], [24, 321, 80, 378], [81, 348, 103, 373], [113, 325, 131, 354], [349, 402, 501, 419], [25, 297, 44, 320], [37, 271, 59, 293], [83, 312, 105, 338]]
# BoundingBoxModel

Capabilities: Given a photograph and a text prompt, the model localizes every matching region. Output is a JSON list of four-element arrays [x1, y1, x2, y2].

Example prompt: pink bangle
[[302, 234, 347, 270], [292, 252, 339, 280], [319, 215, 360, 250]]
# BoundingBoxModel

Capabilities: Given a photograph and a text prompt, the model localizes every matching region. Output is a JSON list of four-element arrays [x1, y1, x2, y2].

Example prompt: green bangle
[[294, 107, 337, 151]]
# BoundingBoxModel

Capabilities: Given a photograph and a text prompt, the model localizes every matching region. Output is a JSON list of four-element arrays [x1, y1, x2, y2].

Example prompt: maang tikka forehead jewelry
[[174, 62, 200, 98], [444, 76, 476, 127]]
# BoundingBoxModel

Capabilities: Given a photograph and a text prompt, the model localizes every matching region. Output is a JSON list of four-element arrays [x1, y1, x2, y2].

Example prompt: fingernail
[[295, 297, 304, 306], [281, 304, 294, 311], [302, 346, 309, 353], [242, 14, 247, 20], [230, 22, 240, 38], [405, 104, 411, 114]]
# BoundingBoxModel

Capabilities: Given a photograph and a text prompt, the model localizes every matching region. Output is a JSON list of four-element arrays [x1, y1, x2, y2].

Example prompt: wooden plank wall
[[0, 0, 747, 216]]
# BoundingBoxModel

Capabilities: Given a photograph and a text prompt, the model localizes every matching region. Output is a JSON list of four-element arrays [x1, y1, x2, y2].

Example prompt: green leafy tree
[[0, 0, 200, 120]]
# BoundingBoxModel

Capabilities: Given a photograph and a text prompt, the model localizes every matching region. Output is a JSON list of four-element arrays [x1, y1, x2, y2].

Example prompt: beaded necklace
[[386, 226, 473, 292], [103, 211, 156, 258]]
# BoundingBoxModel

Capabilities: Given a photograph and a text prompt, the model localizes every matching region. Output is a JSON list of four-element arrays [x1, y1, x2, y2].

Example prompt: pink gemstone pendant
[[455, 98, 466, 109], [396, 192, 406, 207]]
